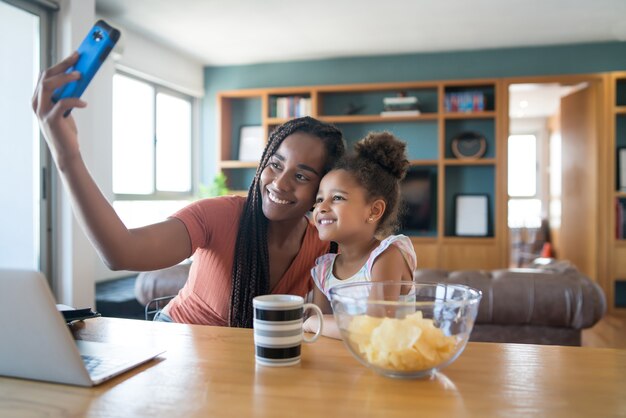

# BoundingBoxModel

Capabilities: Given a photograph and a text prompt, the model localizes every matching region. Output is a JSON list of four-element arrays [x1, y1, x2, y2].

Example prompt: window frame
[[112, 70, 197, 201]]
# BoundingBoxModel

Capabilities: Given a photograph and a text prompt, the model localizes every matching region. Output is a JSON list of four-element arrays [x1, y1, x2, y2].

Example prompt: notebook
[[0, 269, 165, 387]]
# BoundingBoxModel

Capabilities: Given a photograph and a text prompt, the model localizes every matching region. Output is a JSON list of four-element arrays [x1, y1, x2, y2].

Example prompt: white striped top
[[311, 234, 417, 299]]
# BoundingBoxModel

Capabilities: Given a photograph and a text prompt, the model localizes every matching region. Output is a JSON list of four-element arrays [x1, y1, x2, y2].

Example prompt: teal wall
[[202, 41, 626, 182]]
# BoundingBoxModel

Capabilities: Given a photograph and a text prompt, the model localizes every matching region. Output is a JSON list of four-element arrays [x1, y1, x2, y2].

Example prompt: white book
[[380, 110, 421, 117], [383, 96, 418, 105]]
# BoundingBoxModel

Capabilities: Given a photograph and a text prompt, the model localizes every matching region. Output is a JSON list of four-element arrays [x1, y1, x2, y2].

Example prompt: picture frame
[[619, 147, 626, 191], [454, 194, 489, 237], [238, 125, 264, 162]]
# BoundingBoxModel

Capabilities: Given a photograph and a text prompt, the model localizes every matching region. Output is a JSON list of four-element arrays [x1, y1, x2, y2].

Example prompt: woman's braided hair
[[229, 116, 345, 328]]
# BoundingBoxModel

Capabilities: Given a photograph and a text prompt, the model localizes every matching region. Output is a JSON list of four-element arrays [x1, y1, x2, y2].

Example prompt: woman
[[32, 53, 345, 327]]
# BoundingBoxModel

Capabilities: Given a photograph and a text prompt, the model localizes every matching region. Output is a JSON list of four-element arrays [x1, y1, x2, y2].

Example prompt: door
[[0, 0, 55, 277], [560, 85, 598, 279]]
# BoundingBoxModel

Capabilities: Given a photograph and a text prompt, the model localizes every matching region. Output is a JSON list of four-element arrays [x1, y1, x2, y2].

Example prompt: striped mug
[[253, 294, 323, 367]]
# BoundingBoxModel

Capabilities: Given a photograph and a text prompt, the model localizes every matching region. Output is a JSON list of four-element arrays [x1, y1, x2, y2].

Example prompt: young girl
[[32, 53, 346, 328], [304, 132, 417, 338]]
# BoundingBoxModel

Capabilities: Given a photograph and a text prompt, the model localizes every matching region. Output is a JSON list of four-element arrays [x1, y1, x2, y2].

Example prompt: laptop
[[0, 269, 165, 387]]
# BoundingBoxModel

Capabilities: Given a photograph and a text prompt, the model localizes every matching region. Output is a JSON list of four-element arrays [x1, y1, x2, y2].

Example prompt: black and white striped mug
[[253, 294, 323, 367]]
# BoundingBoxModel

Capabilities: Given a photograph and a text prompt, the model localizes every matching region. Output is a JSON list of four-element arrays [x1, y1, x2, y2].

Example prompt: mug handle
[[302, 303, 323, 343]]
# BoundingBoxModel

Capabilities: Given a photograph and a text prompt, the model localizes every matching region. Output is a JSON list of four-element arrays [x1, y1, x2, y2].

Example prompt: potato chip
[[346, 312, 458, 372], [371, 318, 422, 352], [348, 315, 383, 350]]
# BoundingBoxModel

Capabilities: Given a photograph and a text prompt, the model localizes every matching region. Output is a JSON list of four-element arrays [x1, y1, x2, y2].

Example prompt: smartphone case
[[59, 307, 101, 324], [52, 20, 120, 103]]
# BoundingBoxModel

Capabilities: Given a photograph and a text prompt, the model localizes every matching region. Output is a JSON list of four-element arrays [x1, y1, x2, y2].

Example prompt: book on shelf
[[383, 104, 419, 111], [445, 91, 485, 112], [383, 96, 418, 106], [270, 96, 311, 118], [382, 95, 420, 113], [380, 109, 421, 117]]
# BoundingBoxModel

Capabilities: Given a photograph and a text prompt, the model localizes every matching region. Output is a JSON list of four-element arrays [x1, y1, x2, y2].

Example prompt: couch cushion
[[414, 268, 606, 330]]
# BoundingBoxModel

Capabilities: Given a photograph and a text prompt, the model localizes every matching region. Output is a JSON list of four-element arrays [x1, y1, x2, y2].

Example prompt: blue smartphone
[[52, 19, 120, 112]]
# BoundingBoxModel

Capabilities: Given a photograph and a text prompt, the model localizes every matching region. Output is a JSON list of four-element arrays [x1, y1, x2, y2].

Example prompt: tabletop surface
[[1, 317, 625, 417]]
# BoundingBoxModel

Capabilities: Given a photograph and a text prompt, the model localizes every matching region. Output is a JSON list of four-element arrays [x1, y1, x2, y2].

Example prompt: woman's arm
[[32, 53, 191, 271]]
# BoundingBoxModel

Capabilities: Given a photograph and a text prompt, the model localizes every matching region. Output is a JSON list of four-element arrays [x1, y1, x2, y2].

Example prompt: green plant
[[197, 172, 229, 198]]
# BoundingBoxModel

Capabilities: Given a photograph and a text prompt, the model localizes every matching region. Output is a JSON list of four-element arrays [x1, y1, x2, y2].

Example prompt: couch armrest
[[134, 262, 191, 306]]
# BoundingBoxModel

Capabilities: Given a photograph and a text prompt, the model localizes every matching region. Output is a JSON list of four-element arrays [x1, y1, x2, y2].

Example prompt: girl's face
[[260, 132, 327, 222], [313, 169, 374, 243]]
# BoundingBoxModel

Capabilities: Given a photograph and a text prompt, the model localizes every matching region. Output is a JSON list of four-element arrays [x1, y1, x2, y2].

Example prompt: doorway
[[506, 79, 600, 280], [0, 0, 55, 278]]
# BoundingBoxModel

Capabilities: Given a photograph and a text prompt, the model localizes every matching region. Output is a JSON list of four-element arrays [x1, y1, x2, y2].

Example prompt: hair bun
[[354, 131, 409, 180]]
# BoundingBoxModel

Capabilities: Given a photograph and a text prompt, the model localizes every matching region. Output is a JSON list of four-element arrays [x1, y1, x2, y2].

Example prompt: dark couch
[[414, 267, 606, 346], [135, 262, 606, 346]]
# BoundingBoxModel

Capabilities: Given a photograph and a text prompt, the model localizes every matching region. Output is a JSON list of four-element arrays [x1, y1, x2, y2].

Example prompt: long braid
[[229, 116, 345, 328]]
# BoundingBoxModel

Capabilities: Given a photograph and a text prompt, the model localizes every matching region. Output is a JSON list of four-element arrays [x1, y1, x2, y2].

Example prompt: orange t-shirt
[[165, 196, 329, 326]]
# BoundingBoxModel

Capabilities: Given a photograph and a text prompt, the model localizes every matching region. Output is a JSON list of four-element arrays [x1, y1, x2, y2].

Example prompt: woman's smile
[[266, 189, 293, 205]]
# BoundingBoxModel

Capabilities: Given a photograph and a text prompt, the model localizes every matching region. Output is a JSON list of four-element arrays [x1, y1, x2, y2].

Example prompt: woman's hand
[[31, 52, 87, 169]]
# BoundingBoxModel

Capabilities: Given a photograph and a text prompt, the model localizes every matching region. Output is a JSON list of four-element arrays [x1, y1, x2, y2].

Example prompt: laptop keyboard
[[81, 354, 127, 376]]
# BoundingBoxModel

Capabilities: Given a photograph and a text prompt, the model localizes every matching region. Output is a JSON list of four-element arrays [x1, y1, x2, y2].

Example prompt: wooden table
[[1, 317, 625, 417]]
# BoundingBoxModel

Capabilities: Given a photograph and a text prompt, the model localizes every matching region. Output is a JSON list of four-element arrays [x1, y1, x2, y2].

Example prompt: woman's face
[[260, 132, 327, 222]]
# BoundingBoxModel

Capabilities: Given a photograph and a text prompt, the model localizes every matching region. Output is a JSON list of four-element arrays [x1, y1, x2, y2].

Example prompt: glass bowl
[[329, 281, 482, 379]]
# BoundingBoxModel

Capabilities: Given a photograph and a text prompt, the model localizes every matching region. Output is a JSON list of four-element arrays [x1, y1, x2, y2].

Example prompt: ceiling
[[95, 0, 626, 67], [509, 83, 580, 119]]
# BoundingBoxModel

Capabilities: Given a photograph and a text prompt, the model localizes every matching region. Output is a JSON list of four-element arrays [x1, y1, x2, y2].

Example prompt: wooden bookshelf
[[217, 78, 503, 270], [610, 72, 626, 314]]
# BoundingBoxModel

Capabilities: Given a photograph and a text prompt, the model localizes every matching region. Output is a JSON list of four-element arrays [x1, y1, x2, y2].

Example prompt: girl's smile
[[314, 169, 374, 243]]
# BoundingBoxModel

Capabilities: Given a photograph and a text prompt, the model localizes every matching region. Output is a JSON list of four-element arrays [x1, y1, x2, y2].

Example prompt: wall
[[201, 41, 626, 183], [52, 1, 204, 307], [53, 0, 99, 308]]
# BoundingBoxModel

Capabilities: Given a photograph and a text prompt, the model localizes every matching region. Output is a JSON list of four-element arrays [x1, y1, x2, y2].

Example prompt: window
[[0, 0, 55, 277], [112, 72, 193, 199], [508, 134, 541, 228]]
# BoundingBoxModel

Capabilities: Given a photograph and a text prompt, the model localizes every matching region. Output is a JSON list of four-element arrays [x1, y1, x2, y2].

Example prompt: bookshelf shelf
[[409, 159, 439, 166], [266, 117, 291, 125], [443, 111, 497, 120], [319, 114, 438, 123], [443, 158, 496, 166], [616, 106, 626, 115]]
